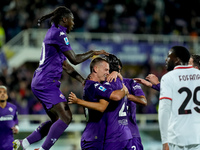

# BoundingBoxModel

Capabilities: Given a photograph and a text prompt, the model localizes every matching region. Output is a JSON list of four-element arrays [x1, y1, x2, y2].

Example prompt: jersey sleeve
[[94, 82, 113, 101], [58, 35, 73, 53], [159, 74, 172, 101], [152, 83, 160, 91], [49, 30, 72, 53], [56, 31, 72, 52], [130, 80, 145, 96], [159, 98, 171, 144]]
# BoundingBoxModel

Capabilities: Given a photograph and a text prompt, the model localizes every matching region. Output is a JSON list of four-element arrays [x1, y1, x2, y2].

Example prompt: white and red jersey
[[159, 65, 200, 146]]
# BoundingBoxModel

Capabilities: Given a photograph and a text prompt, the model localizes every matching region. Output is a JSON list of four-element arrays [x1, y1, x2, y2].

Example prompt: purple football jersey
[[81, 80, 113, 143], [0, 102, 18, 150], [123, 78, 145, 138], [31, 23, 72, 88], [31, 24, 72, 109], [103, 78, 132, 143]]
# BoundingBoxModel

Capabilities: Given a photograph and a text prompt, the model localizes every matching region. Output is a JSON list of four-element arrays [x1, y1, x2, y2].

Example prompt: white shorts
[[169, 143, 200, 150]]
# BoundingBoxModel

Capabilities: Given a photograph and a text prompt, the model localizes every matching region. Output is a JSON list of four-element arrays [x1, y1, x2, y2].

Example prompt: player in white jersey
[[159, 46, 200, 150]]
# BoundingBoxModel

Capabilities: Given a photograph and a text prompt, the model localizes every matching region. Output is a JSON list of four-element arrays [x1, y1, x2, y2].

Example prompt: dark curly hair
[[103, 54, 121, 73]]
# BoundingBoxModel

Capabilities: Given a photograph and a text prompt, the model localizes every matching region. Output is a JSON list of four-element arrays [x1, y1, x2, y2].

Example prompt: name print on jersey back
[[160, 66, 200, 146], [179, 73, 200, 81]]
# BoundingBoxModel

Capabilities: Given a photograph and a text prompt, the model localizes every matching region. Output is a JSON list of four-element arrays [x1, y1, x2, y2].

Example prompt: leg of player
[[36, 102, 72, 150], [13, 115, 54, 150], [13, 102, 72, 150]]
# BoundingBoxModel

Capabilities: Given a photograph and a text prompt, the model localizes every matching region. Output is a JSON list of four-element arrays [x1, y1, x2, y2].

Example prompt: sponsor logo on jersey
[[118, 119, 128, 125], [98, 86, 106, 92], [60, 31, 65, 36], [59, 94, 65, 99], [0, 115, 14, 121], [64, 37, 69, 45]]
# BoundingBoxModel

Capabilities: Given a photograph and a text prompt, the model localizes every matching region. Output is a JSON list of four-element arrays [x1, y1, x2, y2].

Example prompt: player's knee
[[61, 113, 72, 125]]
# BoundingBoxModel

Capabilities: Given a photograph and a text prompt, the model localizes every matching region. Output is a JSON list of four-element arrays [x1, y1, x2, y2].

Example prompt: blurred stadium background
[[1, 0, 200, 149]]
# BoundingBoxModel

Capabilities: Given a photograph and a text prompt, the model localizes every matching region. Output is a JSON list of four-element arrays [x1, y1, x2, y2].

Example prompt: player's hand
[[162, 143, 169, 150], [145, 74, 160, 85], [12, 126, 19, 134], [68, 92, 78, 104], [122, 84, 129, 95], [107, 71, 118, 82], [134, 78, 152, 87], [93, 50, 109, 56]]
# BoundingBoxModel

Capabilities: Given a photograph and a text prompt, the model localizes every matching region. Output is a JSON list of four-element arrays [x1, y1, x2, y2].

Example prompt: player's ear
[[62, 17, 67, 23], [175, 57, 181, 65], [93, 66, 97, 73]]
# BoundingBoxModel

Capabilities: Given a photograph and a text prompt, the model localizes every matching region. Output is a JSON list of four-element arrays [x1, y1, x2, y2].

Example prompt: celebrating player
[[13, 6, 108, 150], [68, 57, 128, 149], [106, 54, 147, 150]]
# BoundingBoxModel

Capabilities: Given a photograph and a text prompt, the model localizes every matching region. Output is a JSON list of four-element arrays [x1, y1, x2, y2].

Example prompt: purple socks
[[41, 119, 68, 150], [27, 121, 53, 144]]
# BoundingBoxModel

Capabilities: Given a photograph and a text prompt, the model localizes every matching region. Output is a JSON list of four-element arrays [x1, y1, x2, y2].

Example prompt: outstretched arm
[[63, 50, 109, 65], [134, 78, 153, 87], [145, 74, 160, 85], [63, 60, 85, 84], [68, 83, 129, 112], [134, 74, 160, 91], [68, 92, 109, 113], [127, 95, 147, 106]]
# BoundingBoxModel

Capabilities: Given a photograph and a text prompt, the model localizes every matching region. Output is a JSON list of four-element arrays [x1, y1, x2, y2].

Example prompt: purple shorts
[[131, 137, 143, 150], [104, 139, 133, 150], [31, 84, 67, 110], [81, 140, 104, 150]]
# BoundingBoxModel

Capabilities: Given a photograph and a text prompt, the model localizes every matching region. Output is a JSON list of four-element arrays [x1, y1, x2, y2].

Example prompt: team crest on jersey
[[64, 37, 69, 45], [9, 107, 13, 112], [60, 31, 65, 36], [98, 86, 106, 92], [59, 94, 65, 99]]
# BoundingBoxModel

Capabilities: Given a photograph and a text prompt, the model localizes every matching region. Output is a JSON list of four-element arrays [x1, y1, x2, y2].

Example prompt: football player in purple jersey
[[102, 55, 132, 150], [69, 54, 145, 149], [69, 57, 128, 150], [0, 85, 19, 150], [13, 6, 109, 150], [105, 54, 147, 150]]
